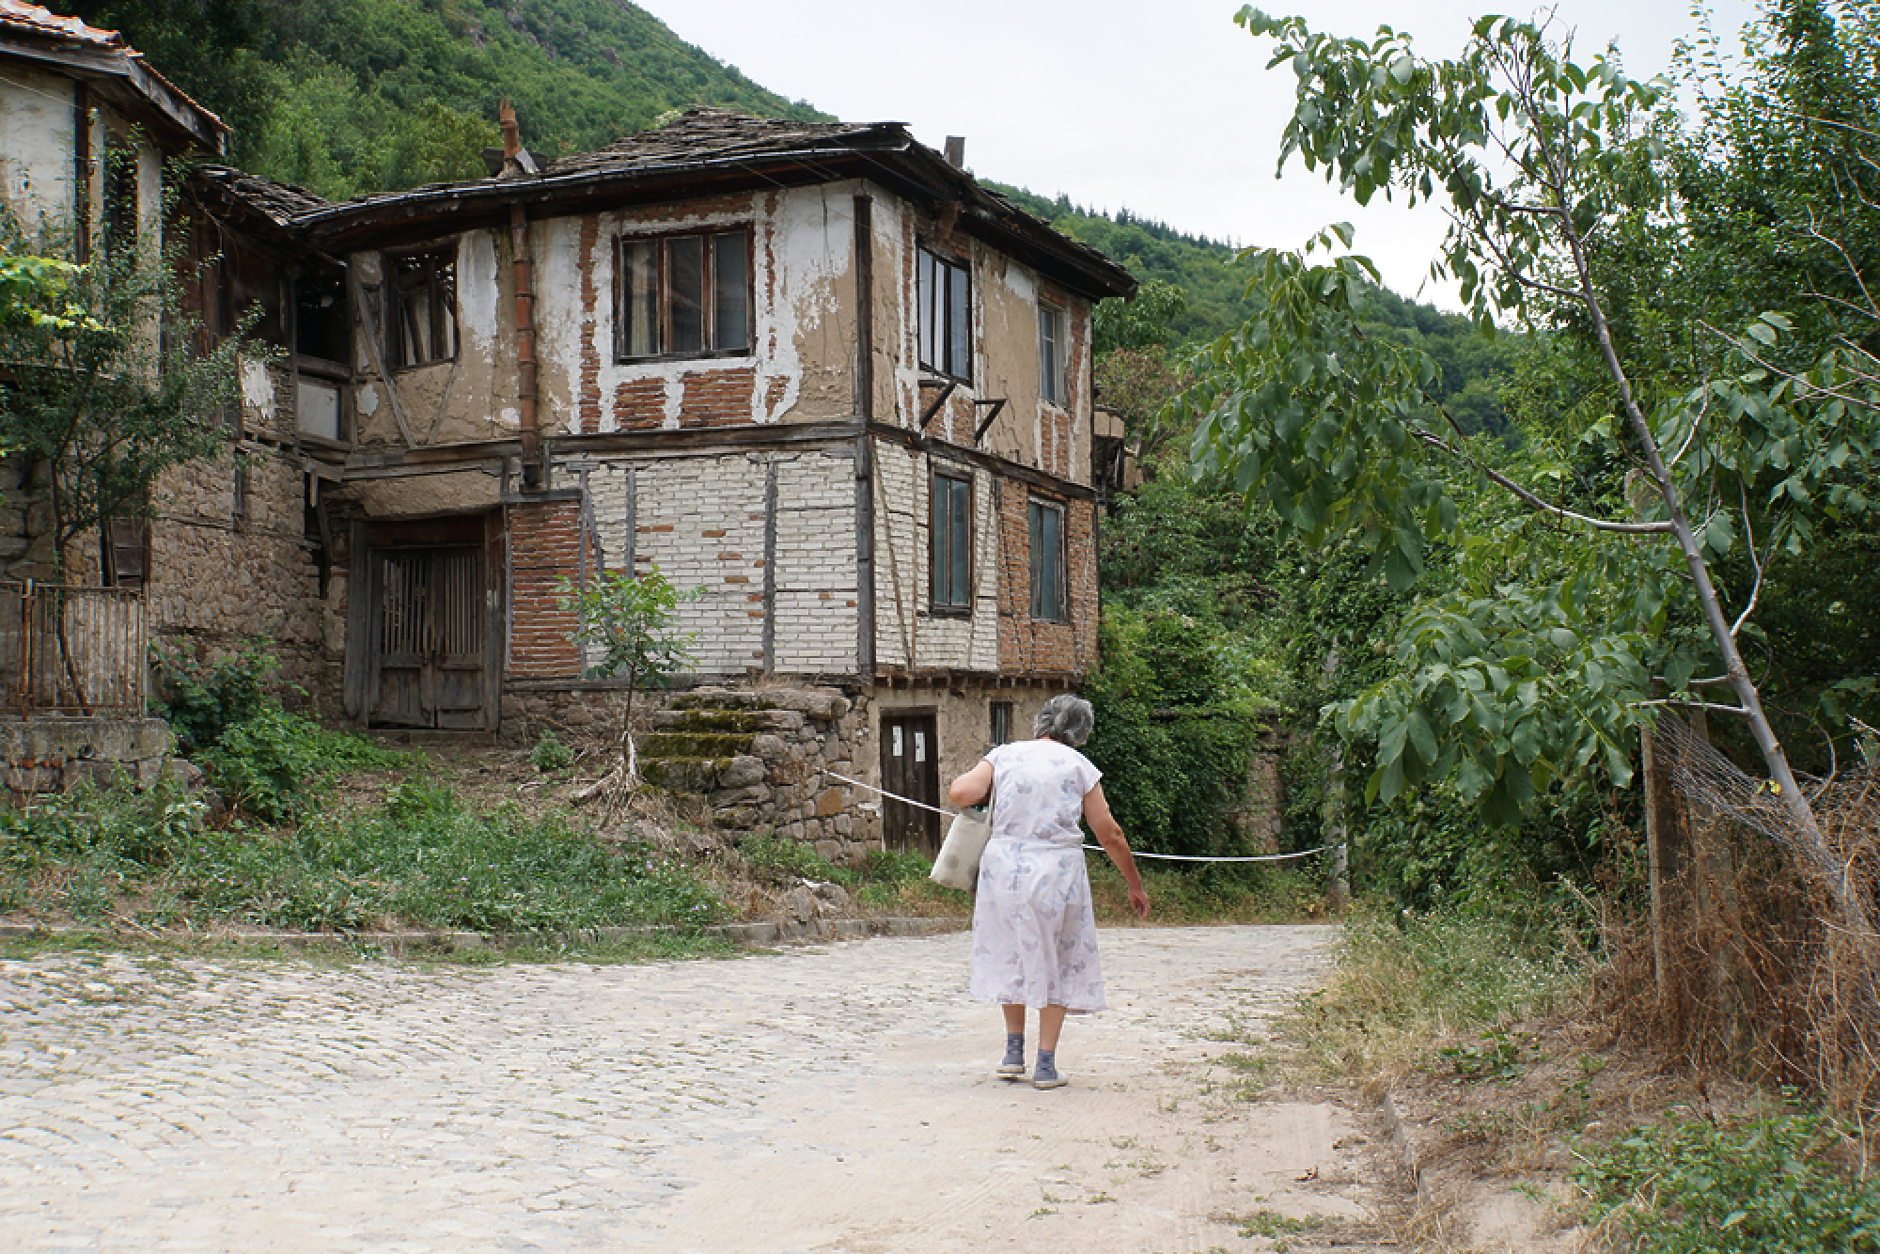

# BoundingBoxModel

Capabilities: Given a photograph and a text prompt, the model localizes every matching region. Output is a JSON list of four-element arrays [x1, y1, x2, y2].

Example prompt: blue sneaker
[[997, 1034, 1025, 1078], [1032, 1049, 1067, 1090]]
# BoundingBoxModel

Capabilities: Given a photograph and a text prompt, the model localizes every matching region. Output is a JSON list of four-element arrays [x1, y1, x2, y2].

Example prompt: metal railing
[[0, 582, 147, 715]]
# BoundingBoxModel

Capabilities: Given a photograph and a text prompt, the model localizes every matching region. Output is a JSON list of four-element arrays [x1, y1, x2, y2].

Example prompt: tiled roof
[[542, 108, 906, 179], [193, 165, 331, 227], [0, 0, 121, 47], [0, 0, 226, 143]]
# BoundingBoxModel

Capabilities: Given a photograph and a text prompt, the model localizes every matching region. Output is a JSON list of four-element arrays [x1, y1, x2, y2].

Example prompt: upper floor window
[[930, 469, 972, 613], [918, 247, 971, 382], [387, 247, 457, 370], [618, 228, 751, 360], [1038, 305, 1066, 405], [1028, 498, 1067, 621]]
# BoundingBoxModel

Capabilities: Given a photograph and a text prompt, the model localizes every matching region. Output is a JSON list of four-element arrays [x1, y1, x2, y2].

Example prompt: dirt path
[[0, 924, 1400, 1253]]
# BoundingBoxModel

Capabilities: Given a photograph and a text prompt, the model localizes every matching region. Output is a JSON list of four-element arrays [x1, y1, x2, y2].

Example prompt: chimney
[[483, 101, 540, 178], [944, 136, 965, 169], [501, 100, 520, 162]]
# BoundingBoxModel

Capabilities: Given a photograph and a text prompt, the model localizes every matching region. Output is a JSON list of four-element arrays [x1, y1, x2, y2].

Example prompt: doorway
[[880, 711, 941, 855], [357, 514, 498, 731]]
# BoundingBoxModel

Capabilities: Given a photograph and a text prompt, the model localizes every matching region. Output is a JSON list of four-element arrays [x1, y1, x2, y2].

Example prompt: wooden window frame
[[1038, 303, 1066, 406], [386, 246, 458, 371], [1028, 497, 1068, 622], [929, 467, 974, 615], [989, 700, 1013, 747], [614, 226, 754, 362], [917, 246, 972, 383]]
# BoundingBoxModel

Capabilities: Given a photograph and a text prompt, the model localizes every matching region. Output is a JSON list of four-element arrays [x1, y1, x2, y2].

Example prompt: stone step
[[651, 706, 805, 734], [640, 729, 758, 760]]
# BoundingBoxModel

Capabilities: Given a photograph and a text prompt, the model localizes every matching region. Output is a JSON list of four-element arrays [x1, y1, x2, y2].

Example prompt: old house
[[3, 5, 1138, 856], [264, 107, 1136, 858], [0, 2, 332, 730]]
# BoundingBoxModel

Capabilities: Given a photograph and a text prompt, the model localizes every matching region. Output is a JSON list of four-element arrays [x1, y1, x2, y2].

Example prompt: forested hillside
[[991, 183, 1518, 437], [86, 0, 827, 197]]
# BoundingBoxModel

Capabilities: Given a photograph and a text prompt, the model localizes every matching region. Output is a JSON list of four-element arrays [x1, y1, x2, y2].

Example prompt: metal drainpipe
[[512, 201, 541, 488], [502, 102, 542, 488]]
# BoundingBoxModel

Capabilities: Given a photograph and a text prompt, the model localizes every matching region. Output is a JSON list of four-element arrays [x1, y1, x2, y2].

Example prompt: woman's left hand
[[1127, 884, 1151, 920]]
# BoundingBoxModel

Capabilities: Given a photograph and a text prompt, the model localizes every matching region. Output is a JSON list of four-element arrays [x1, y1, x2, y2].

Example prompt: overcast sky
[[634, 0, 1762, 306]]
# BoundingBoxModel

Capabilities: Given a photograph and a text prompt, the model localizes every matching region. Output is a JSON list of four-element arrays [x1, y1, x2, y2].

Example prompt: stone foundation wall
[[0, 716, 177, 803], [503, 681, 877, 865]]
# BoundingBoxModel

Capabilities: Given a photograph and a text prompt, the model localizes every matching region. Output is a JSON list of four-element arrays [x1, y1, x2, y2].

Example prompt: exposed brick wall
[[507, 499, 584, 678], [570, 194, 781, 435], [578, 215, 602, 435], [871, 445, 1000, 675], [994, 486, 1096, 677], [612, 377, 667, 431], [682, 366, 757, 427], [583, 450, 860, 678]]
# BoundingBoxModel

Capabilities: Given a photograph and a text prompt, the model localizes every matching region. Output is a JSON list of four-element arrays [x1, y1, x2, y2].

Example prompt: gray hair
[[1033, 694, 1095, 747]]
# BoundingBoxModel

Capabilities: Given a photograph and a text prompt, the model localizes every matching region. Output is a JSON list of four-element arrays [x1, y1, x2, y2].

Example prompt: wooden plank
[[763, 460, 777, 673]]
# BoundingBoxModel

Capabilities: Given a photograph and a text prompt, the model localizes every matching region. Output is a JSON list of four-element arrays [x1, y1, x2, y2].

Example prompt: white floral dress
[[968, 739, 1107, 1012]]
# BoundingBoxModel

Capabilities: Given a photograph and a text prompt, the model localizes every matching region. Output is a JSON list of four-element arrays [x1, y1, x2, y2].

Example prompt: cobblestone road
[[1, 925, 1360, 1253]]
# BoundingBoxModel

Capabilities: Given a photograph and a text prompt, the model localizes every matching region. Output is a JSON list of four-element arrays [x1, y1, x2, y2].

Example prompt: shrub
[[1576, 1109, 1880, 1253], [151, 639, 279, 754], [201, 706, 399, 824], [530, 730, 573, 774]]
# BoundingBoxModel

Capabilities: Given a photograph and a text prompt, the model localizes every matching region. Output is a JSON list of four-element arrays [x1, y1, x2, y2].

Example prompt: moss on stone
[[642, 732, 756, 759], [663, 710, 774, 734]]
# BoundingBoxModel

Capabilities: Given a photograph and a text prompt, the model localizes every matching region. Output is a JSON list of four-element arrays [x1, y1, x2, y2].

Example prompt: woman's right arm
[[1083, 783, 1150, 920], [948, 758, 994, 807]]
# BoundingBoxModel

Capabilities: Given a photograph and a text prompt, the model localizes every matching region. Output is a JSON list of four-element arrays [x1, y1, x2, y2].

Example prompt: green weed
[[1280, 900, 1588, 1083], [1575, 1109, 1880, 1253]]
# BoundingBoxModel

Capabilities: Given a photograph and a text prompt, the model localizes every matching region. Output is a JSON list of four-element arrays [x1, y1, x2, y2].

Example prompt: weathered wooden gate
[[372, 546, 486, 729], [879, 710, 940, 855], [350, 514, 500, 732]]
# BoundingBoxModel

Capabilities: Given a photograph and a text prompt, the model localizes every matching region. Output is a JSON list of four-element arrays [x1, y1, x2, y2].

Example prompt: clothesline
[[817, 770, 1337, 865]]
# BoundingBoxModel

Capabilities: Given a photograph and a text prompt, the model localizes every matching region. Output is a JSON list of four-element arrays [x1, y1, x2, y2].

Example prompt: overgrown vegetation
[[152, 641, 400, 823], [0, 769, 731, 936], [1281, 903, 1590, 1083], [0, 169, 251, 580], [1576, 1108, 1880, 1253]]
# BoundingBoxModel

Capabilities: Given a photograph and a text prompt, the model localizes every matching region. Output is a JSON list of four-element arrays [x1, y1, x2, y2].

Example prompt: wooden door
[[372, 545, 486, 729], [880, 712, 941, 855]]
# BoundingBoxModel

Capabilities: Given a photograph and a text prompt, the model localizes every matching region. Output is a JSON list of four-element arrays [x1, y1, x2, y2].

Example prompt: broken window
[[918, 247, 971, 382], [387, 247, 457, 370], [930, 468, 972, 613], [100, 516, 149, 590], [616, 228, 752, 360], [1028, 498, 1066, 621], [1038, 304, 1066, 406], [295, 270, 349, 365]]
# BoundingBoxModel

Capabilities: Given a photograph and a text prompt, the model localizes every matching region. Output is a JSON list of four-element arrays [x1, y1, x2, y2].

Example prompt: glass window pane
[[950, 478, 970, 606], [1039, 306, 1062, 403], [621, 239, 659, 356], [918, 251, 939, 371], [948, 261, 971, 379], [713, 231, 749, 351], [668, 235, 705, 354], [930, 477, 948, 602], [1028, 502, 1044, 617]]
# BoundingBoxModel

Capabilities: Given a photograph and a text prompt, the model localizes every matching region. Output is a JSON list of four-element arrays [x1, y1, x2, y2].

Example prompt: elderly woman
[[947, 694, 1150, 1090]]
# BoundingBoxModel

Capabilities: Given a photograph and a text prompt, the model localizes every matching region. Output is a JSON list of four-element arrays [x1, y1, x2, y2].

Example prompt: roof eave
[[0, 32, 226, 153]]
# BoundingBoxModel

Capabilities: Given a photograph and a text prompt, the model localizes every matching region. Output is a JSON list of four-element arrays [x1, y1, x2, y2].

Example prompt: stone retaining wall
[[0, 716, 177, 802]]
